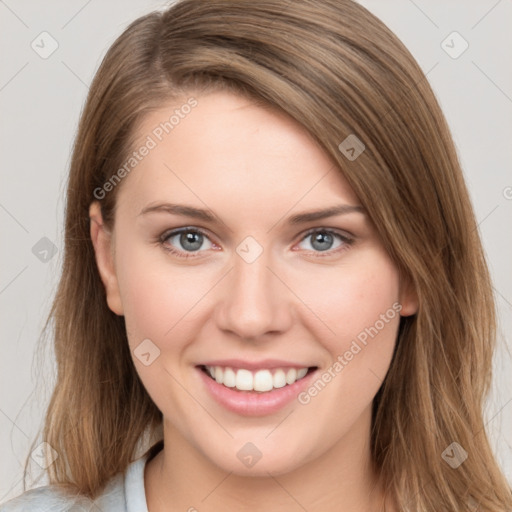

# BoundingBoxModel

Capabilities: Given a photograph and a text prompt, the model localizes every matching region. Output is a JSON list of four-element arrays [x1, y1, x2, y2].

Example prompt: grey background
[[1, 0, 511, 502]]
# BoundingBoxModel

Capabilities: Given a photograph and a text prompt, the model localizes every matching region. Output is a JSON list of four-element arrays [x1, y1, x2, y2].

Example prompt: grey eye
[[298, 230, 345, 252], [166, 229, 213, 252]]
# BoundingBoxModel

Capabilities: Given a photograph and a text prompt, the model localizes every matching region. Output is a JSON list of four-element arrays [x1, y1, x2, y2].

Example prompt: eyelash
[[158, 227, 355, 259]]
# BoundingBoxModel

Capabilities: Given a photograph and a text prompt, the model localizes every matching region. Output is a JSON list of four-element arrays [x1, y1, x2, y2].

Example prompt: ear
[[89, 201, 124, 316], [398, 275, 418, 317]]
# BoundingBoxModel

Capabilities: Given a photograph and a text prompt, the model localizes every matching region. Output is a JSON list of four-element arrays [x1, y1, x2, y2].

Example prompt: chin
[[198, 436, 315, 477]]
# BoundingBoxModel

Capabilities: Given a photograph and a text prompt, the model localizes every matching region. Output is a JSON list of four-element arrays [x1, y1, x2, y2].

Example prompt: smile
[[197, 363, 318, 416], [201, 365, 312, 392]]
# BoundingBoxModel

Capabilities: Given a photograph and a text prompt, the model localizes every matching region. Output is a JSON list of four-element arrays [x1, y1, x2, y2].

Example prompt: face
[[90, 90, 417, 477]]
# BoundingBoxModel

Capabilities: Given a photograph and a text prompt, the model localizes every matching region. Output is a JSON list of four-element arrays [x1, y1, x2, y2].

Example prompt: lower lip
[[197, 367, 317, 416]]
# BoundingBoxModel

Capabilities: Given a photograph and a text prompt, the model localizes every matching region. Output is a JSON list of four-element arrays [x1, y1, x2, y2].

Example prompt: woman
[[2, 0, 511, 510]]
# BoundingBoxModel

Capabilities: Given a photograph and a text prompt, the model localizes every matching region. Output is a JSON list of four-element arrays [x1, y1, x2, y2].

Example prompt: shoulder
[[0, 449, 153, 512], [0, 473, 126, 512], [0, 485, 96, 511]]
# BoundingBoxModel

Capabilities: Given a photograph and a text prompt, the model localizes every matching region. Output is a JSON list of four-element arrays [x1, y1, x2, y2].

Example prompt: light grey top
[[0, 453, 149, 512]]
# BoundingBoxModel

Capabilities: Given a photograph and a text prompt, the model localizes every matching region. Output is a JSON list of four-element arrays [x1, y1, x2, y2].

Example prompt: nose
[[214, 246, 293, 341]]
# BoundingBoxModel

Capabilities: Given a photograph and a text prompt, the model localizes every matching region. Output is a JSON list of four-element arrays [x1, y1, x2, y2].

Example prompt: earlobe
[[89, 201, 124, 316]]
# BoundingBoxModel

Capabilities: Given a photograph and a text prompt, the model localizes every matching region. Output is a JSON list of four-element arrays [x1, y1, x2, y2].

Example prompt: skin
[[90, 90, 417, 511]]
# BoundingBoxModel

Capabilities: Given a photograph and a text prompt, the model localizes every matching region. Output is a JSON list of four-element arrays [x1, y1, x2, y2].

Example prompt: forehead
[[115, 91, 360, 219]]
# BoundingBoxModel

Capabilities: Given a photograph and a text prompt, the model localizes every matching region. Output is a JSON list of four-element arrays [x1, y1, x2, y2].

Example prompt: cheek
[[291, 252, 401, 349], [113, 239, 200, 346], [120, 265, 211, 348], [114, 246, 215, 413], [293, 252, 402, 422]]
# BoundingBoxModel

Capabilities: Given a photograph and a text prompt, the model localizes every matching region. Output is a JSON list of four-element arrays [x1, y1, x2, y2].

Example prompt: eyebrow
[[138, 203, 365, 225]]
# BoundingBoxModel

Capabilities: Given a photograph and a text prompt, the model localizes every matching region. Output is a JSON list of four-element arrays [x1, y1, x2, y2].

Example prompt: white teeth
[[235, 369, 253, 391], [223, 367, 236, 387], [285, 368, 297, 385], [204, 365, 310, 392], [253, 370, 273, 392], [297, 368, 308, 379], [272, 369, 287, 389]]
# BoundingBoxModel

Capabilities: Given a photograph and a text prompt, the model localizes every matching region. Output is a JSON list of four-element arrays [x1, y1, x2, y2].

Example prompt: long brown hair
[[32, 0, 511, 509]]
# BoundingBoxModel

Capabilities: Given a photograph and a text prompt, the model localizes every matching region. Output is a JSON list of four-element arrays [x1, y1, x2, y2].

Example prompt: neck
[[145, 407, 390, 512]]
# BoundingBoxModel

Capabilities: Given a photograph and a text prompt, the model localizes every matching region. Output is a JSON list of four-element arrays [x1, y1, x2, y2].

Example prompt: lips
[[196, 360, 318, 416]]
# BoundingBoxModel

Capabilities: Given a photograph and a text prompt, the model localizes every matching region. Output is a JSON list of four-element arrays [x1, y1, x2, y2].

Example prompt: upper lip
[[197, 359, 316, 371]]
